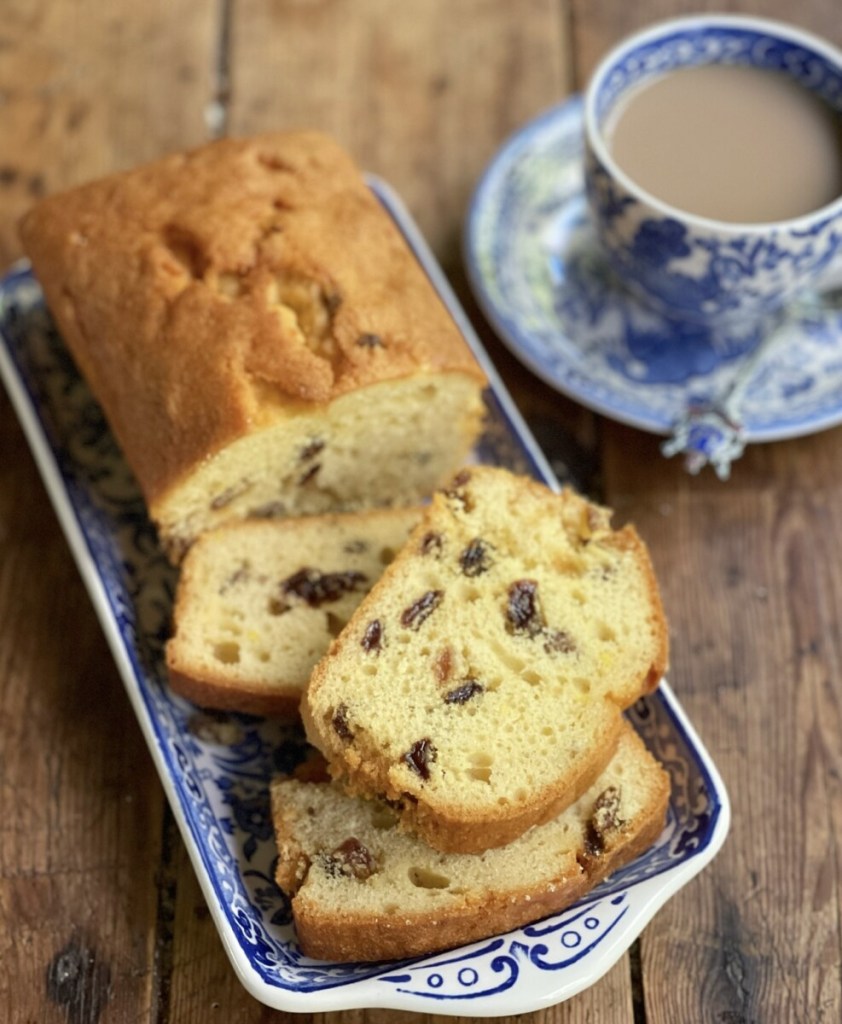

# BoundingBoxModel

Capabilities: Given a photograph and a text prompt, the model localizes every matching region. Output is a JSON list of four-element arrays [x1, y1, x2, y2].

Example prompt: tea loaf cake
[[19, 131, 486, 562], [272, 724, 670, 962], [166, 507, 419, 714], [302, 466, 669, 853]]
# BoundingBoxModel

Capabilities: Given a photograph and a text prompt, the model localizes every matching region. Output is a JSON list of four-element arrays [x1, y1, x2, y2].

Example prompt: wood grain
[[0, 0, 218, 1020], [0, 397, 163, 1021], [0, 0, 217, 266], [227, 0, 569, 269], [2, 0, 842, 1019], [571, 2, 842, 1020], [597, 430, 842, 1023]]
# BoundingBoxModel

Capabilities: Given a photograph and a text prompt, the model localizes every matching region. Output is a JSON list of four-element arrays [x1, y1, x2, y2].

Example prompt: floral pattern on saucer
[[465, 95, 842, 442]]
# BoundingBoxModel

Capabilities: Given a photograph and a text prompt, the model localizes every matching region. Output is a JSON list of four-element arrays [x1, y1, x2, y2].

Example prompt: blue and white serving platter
[[0, 177, 729, 1017], [465, 95, 842, 446]]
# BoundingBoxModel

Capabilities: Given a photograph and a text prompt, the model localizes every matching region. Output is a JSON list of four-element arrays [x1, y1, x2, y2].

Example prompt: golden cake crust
[[19, 131, 485, 515]]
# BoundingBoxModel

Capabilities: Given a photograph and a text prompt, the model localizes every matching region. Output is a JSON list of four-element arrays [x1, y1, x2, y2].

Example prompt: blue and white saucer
[[465, 95, 842, 467]]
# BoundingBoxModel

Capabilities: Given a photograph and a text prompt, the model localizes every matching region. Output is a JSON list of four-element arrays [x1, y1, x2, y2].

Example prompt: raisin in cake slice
[[166, 507, 419, 715], [272, 724, 670, 962], [302, 466, 669, 853]]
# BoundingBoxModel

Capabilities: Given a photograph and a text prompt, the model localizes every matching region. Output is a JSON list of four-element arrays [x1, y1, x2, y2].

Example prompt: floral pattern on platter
[[586, 23, 842, 325], [378, 897, 634, 1000], [0, 178, 729, 1015], [465, 95, 842, 450]]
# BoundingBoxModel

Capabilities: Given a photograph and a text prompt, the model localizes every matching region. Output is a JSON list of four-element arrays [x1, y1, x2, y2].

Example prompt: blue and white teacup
[[584, 15, 842, 326]]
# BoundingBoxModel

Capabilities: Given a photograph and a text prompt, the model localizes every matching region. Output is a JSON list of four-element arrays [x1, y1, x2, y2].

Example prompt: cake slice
[[271, 724, 670, 962], [302, 466, 668, 853], [166, 507, 419, 714]]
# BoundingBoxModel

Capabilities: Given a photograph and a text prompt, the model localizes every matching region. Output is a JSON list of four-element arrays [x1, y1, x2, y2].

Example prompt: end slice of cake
[[271, 724, 670, 962]]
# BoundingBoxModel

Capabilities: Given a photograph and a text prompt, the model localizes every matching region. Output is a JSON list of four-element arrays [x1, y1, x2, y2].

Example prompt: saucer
[[464, 95, 842, 444]]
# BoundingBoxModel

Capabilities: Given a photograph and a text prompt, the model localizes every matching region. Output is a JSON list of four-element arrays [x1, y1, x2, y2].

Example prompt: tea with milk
[[605, 64, 842, 223]]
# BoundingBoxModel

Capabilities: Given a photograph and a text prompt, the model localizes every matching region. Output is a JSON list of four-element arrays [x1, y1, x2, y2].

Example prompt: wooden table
[[2, 2, 840, 1021]]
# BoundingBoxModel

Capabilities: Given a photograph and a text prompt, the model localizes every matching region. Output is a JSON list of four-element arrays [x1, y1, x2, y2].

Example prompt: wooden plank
[[0, 0, 217, 266], [0, 0, 219, 1019], [0, 399, 164, 1020], [227, 0, 569, 266], [569, 3, 842, 1019], [598, 428, 842, 1022]]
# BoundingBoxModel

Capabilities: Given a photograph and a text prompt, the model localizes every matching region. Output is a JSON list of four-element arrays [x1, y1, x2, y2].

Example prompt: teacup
[[583, 15, 842, 326]]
